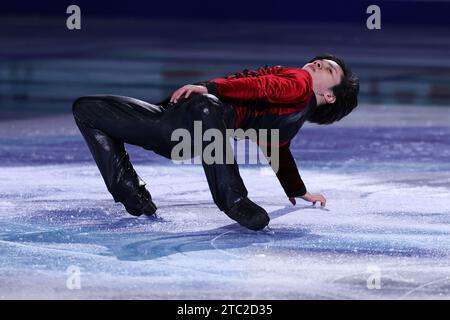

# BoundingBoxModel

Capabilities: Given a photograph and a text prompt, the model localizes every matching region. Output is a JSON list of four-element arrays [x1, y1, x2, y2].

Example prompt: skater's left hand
[[289, 192, 327, 207], [170, 84, 208, 104]]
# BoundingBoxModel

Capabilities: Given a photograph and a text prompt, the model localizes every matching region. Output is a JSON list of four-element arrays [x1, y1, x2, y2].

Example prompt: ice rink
[[1, 103, 450, 299]]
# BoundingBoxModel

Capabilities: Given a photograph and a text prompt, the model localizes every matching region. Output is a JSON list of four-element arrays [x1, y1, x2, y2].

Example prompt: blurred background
[[1, 0, 450, 114]]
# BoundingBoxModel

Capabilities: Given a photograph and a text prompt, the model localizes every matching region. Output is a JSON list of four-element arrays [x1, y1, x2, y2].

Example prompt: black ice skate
[[122, 186, 157, 217], [224, 197, 270, 231]]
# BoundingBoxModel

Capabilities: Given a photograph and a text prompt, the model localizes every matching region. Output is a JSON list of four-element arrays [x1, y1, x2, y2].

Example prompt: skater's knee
[[72, 96, 92, 116], [72, 95, 109, 117]]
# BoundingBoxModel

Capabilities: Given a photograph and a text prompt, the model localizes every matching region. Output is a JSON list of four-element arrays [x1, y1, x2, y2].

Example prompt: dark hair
[[307, 54, 360, 125]]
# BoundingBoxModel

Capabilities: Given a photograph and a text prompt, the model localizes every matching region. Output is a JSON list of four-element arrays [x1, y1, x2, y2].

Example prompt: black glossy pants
[[72, 93, 248, 212]]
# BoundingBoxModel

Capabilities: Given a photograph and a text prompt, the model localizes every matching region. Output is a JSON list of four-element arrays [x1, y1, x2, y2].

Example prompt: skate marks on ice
[[1, 202, 446, 264], [0, 205, 300, 261], [1, 163, 450, 298]]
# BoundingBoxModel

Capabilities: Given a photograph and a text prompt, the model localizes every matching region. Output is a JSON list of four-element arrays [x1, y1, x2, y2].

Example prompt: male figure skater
[[72, 54, 359, 231]]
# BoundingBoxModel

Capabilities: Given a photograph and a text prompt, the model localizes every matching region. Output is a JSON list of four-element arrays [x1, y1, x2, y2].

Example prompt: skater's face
[[303, 59, 344, 104]]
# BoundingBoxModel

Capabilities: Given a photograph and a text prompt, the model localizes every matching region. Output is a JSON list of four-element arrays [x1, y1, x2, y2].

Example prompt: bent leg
[[72, 95, 163, 214], [182, 94, 248, 211], [177, 94, 269, 230]]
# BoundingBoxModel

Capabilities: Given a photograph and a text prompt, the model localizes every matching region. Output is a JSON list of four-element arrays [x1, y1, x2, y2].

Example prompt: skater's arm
[[202, 68, 312, 103], [262, 142, 326, 207], [261, 142, 307, 197]]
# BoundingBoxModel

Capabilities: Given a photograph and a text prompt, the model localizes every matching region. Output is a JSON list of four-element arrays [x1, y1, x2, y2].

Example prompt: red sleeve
[[261, 141, 307, 197], [204, 67, 312, 104]]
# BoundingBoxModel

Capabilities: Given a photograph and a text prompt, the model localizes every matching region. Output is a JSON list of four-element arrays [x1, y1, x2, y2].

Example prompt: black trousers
[[72, 93, 248, 212]]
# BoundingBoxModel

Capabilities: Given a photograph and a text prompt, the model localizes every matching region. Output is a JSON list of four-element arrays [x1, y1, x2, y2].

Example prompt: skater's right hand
[[170, 84, 208, 104], [289, 192, 326, 207]]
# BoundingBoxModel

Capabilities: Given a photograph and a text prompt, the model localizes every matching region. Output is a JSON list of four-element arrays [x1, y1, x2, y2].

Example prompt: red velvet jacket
[[199, 65, 316, 197]]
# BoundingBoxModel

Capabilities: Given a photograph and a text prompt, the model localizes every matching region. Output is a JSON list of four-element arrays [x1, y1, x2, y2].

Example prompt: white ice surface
[[1, 104, 450, 299], [1, 163, 450, 299]]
